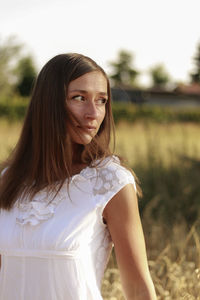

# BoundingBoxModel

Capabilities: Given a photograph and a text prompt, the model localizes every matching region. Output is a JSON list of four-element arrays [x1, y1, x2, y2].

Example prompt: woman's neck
[[71, 143, 84, 164]]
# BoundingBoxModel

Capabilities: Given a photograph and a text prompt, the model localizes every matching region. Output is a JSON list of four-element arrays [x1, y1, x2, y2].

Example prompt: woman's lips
[[77, 125, 97, 133]]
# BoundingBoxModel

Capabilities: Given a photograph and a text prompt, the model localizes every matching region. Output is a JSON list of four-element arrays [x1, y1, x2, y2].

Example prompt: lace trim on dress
[[16, 185, 68, 226], [91, 157, 134, 200]]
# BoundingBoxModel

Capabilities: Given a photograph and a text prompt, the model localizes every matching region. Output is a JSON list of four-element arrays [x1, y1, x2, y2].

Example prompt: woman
[[0, 54, 156, 299]]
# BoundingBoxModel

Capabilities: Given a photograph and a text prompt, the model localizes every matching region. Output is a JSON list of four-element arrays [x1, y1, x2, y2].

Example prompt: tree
[[0, 35, 37, 100], [0, 36, 22, 100], [149, 64, 170, 89], [190, 42, 200, 83], [15, 56, 37, 97], [109, 50, 139, 87]]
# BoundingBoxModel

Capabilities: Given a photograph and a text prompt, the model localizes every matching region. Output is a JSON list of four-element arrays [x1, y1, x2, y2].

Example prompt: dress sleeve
[[91, 157, 136, 225]]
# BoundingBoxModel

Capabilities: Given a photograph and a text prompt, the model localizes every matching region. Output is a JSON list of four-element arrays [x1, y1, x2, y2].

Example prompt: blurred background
[[1, 0, 200, 298]]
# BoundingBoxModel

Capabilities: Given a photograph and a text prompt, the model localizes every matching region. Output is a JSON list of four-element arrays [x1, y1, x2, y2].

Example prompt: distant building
[[174, 83, 200, 97], [111, 84, 200, 107], [111, 87, 146, 104]]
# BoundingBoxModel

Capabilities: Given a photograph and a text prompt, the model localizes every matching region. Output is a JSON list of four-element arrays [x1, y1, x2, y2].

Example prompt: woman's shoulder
[[92, 155, 124, 171], [93, 155, 119, 167], [96, 155, 134, 180], [89, 155, 136, 196]]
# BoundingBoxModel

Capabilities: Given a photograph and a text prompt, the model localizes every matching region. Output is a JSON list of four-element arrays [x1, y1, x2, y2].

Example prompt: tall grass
[[0, 119, 22, 163], [102, 220, 200, 299], [0, 118, 200, 299], [115, 121, 200, 167]]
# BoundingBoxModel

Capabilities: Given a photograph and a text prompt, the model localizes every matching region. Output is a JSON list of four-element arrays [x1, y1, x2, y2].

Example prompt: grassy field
[[1, 118, 200, 299], [0, 118, 22, 162], [115, 120, 200, 166]]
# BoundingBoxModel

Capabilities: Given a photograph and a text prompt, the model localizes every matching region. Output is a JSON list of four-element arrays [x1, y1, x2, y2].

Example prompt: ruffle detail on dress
[[16, 186, 67, 226]]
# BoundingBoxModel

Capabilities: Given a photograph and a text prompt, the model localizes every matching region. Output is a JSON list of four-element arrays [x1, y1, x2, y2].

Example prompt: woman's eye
[[97, 98, 108, 104], [70, 95, 107, 104], [72, 95, 84, 101]]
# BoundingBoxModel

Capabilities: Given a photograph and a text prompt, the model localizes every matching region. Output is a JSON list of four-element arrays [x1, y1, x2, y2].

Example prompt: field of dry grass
[[102, 220, 200, 299], [1, 119, 200, 299], [115, 121, 200, 167], [0, 119, 22, 163]]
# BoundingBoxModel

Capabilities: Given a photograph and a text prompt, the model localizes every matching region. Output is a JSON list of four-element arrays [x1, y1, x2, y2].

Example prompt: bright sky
[[0, 0, 200, 86]]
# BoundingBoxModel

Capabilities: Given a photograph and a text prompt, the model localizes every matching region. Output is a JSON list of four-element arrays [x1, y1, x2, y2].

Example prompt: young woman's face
[[66, 71, 108, 145]]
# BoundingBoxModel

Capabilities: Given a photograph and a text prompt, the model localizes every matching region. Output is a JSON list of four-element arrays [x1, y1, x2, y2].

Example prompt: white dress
[[0, 156, 136, 300]]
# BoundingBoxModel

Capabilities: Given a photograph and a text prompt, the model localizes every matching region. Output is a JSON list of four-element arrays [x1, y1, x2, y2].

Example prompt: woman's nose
[[84, 101, 98, 119]]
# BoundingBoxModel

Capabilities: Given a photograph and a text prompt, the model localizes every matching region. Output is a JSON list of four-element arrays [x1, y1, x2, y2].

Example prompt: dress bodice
[[0, 156, 136, 300]]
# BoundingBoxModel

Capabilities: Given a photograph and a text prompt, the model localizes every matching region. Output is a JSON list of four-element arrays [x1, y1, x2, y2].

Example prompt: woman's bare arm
[[103, 184, 157, 300]]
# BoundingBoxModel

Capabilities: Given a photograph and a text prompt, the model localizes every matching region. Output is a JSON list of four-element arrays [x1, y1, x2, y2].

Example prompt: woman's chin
[[72, 134, 94, 145]]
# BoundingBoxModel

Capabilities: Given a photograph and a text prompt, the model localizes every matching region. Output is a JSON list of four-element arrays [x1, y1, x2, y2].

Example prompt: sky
[[0, 0, 200, 86]]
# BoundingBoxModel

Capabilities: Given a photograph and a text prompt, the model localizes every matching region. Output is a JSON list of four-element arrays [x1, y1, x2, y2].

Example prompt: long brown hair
[[0, 53, 115, 210]]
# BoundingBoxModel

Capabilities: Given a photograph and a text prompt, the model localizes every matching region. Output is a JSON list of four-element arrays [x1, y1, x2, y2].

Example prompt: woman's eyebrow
[[68, 89, 108, 96]]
